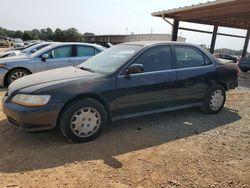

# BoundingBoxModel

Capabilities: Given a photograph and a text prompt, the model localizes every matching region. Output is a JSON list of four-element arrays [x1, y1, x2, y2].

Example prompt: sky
[[0, 0, 249, 51]]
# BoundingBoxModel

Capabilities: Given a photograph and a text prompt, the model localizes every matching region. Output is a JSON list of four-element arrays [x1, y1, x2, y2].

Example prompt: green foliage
[[0, 27, 92, 42], [200, 44, 250, 56]]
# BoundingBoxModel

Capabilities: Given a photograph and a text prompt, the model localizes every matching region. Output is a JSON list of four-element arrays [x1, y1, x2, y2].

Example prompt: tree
[[0, 26, 96, 43], [14, 30, 23, 39], [22, 31, 33, 40], [53, 28, 63, 41], [83, 32, 95, 36]]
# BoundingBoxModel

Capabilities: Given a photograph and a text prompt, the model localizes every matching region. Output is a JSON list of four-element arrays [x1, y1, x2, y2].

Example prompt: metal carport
[[152, 0, 250, 57]]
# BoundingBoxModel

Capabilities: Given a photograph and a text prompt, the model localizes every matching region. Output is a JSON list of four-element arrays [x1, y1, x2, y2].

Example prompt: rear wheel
[[6, 68, 30, 86], [60, 98, 107, 142], [201, 85, 226, 114], [241, 69, 248, 72]]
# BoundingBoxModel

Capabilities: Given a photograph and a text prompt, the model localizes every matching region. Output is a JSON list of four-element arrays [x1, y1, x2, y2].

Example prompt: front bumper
[[2, 99, 64, 132], [0, 68, 9, 87]]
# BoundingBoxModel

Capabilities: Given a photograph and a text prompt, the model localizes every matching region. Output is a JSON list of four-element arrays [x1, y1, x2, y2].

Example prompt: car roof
[[32, 42, 105, 57], [47, 42, 103, 48], [121, 41, 197, 47]]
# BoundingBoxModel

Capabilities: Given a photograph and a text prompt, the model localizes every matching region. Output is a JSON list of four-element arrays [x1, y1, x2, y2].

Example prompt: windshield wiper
[[79, 66, 95, 73]]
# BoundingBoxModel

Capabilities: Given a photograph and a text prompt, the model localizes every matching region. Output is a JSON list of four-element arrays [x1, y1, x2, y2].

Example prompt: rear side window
[[47, 46, 72, 59], [175, 46, 205, 68], [77, 46, 95, 56], [132, 45, 172, 72]]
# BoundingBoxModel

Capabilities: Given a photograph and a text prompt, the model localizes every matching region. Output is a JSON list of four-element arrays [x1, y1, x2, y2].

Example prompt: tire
[[60, 98, 107, 142], [241, 69, 248, 72], [201, 85, 226, 114], [6, 68, 30, 86]]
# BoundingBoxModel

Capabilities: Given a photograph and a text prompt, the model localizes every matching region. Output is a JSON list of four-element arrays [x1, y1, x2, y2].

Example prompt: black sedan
[[2, 41, 239, 142]]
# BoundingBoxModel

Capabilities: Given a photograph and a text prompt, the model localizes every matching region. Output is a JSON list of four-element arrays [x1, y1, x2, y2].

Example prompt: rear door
[[74, 45, 99, 66], [116, 45, 177, 116], [36, 45, 74, 72], [173, 45, 215, 105]]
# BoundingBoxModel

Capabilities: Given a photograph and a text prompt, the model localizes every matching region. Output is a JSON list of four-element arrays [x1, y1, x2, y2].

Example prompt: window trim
[[173, 45, 214, 69], [119, 44, 174, 76]]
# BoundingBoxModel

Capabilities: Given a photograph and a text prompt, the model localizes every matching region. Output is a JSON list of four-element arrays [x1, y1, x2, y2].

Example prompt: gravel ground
[[0, 72, 249, 188]]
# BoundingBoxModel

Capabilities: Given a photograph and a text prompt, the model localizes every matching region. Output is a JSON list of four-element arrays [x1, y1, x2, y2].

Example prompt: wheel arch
[[56, 93, 112, 128], [4, 67, 32, 86], [207, 79, 228, 91]]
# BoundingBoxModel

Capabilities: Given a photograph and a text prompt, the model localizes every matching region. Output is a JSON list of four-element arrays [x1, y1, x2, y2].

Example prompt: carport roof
[[152, 0, 250, 29]]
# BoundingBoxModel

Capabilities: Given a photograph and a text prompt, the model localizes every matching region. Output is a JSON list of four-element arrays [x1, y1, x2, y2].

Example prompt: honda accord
[[2, 41, 239, 142]]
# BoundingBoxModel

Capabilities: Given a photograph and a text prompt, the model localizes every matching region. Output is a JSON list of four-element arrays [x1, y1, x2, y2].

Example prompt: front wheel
[[6, 68, 30, 86], [60, 98, 107, 142], [201, 85, 226, 114]]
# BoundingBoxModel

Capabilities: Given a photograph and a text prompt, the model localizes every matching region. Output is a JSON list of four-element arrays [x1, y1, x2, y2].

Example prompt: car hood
[[0, 51, 12, 58], [0, 54, 30, 63], [8, 66, 96, 95]]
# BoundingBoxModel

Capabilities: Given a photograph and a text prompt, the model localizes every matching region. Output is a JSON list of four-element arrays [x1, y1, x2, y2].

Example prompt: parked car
[[0, 42, 52, 58], [2, 41, 239, 142], [4, 41, 40, 52], [13, 38, 24, 48], [0, 39, 11, 48], [238, 57, 250, 72], [0, 42, 105, 86], [214, 53, 238, 63]]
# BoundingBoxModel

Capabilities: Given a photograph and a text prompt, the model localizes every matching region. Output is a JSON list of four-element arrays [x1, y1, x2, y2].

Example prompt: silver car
[[0, 42, 105, 86], [0, 42, 53, 58]]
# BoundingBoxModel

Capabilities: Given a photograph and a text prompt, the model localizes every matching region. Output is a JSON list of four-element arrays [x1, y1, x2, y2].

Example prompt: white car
[[13, 38, 24, 48], [0, 42, 52, 58]]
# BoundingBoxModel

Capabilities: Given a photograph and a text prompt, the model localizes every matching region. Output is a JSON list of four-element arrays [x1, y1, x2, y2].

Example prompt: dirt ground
[[0, 48, 8, 52], [0, 72, 249, 187]]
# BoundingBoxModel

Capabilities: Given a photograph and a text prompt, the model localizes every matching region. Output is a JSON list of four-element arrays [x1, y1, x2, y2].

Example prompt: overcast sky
[[0, 0, 249, 51]]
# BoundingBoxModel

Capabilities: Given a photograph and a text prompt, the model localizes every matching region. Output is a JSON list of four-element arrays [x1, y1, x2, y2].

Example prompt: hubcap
[[11, 71, 27, 82], [209, 89, 224, 111], [70, 107, 101, 138]]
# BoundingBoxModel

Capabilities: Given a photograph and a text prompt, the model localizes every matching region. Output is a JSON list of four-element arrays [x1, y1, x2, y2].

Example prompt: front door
[[116, 45, 176, 117], [36, 45, 74, 72]]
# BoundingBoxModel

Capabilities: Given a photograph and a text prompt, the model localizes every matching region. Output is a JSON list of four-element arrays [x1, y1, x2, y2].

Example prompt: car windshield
[[14, 39, 23, 43], [78, 44, 143, 74], [31, 43, 57, 58], [21, 42, 43, 53]]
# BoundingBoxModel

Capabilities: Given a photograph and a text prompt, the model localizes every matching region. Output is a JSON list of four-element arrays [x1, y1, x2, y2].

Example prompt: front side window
[[131, 45, 172, 72], [47, 46, 72, 59], [175, 46, 205, 68], [77, 46, 95, 57]]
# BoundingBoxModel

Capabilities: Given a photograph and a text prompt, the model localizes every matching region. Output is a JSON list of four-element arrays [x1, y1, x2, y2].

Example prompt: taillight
[[236, 64, 241, 76]]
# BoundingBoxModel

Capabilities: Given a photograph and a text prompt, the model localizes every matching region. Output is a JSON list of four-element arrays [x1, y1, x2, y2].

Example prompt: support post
[[171, 19, 179, 41], [210, 25, 218, 54], [242, 29, 250, 57]]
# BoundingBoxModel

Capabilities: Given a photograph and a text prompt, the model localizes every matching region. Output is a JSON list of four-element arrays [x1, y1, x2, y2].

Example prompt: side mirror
[[41, 54, 49, 62], [31, 49, 37, 53], [125, 64, 144, 75]]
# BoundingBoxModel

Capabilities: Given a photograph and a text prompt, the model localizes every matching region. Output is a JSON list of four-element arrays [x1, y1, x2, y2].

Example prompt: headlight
[[12, 94, 51, 106], [0, 64, 6, 68]]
